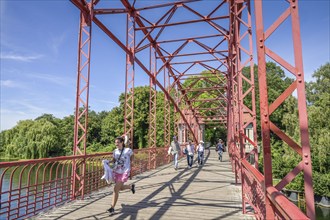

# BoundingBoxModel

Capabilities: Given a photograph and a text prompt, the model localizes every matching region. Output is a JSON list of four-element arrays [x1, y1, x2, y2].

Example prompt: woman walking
[[196, 140, 205, 166], [108, 136, 135, 215]]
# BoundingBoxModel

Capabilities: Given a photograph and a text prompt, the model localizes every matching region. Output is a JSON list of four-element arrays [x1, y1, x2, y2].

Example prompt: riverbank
[[282, 189, 330, 208]]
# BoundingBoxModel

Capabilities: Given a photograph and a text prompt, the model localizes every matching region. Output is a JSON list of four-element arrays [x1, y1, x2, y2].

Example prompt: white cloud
[[93, 99, 119, 106], [26, 73, 75, 87], [50, 33, 67, 56], [0, 52, 43, 62], [0, 80, 23, 88], [7, 99, 47, 113]]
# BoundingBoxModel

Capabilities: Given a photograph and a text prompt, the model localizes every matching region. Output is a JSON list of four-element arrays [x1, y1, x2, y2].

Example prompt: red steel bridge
[[0, 0, 315, 219]]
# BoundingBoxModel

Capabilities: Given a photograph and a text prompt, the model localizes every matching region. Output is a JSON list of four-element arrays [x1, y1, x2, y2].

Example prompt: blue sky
[[1, 0, 329, 131]]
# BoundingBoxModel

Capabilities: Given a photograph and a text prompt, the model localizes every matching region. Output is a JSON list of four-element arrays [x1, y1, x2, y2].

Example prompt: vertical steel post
[[232, 0, 247, 213], [244, 1, 258, 169], [164, 69, 171, 147], [149, 45, 157, 168], [254, 0, 315, 219], [228, 0, 239, 183], [72, 4, 92, 200], [174, 85, 179, 138], [290, 0, 315, 218], [253, 1, 274, 218], [124, 12, 135, 146]]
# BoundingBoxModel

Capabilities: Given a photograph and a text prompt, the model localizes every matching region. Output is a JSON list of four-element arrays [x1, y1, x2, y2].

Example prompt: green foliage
[[285, 173, 304, 192], [265, 62, 329, 197], [1, 62, 329, 198], [312, 172, 330, 197], [100, 106, 123, 147], [306, 63, 330, 197], [244, 62, 294, 137], [307, 63, 330, 106], [1, 117, 61, 159], [181, 70, 228, 143]]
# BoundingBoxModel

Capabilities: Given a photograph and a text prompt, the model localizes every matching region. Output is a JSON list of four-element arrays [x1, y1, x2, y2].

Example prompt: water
[[293, 201, 330, 220], [0, 161, 73, 219], [315, 205, 330, 220]]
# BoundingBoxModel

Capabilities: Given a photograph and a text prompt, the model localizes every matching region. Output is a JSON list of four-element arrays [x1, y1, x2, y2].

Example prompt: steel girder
[[148, 46, 157, 168], [254, 0, 315, 219], [72, 1, 92, 200], [228, 0, 258, 215], [70, 0, 315, 219], [164, 70, 171, 147], [124, 12, 136, 145]]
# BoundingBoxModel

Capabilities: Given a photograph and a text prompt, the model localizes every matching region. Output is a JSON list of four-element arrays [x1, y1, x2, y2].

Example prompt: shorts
[[113, 171, 130, 183]]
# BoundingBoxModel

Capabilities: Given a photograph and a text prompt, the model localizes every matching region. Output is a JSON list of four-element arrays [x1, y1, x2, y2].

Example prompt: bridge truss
[[70, 0, 315, 219]]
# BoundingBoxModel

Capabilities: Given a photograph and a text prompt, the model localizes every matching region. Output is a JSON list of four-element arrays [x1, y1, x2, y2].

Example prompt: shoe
[[131, 184, 135, 194], [107, 207, 114, 215]]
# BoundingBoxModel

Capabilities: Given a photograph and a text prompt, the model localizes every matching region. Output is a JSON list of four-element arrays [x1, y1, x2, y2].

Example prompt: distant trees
[[1, 118, 61, 159], [256, 62, 330, 197], [306, 63, 330, 196], [0, 62, 329, 196]]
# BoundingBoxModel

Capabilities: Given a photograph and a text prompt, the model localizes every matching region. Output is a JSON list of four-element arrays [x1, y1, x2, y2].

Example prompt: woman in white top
[[196, 140, 205, 166], [108, 136, 135, 215]]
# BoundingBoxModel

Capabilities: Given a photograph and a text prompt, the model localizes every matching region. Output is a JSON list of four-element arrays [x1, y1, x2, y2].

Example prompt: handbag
[[168, 146, 173, 155], [101, 160, 114, 184], [113, 148, 124, 169]]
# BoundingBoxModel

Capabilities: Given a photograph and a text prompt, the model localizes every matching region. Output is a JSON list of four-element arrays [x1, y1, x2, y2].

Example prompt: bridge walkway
[[34, 149, 255, 220]]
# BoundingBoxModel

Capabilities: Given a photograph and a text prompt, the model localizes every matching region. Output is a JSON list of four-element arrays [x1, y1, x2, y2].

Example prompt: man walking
[[170, 136, 181, 170]]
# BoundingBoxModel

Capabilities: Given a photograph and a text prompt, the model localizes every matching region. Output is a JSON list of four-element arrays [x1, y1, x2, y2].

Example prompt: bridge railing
[[0, 147, 173, 220], [241, 159, 266, 218], [239, 156, 309, 219]]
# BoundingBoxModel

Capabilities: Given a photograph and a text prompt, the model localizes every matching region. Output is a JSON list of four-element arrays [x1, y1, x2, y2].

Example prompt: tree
[[306, 63, 330, 196], [58, 115, 75, 155], [101, 106, 123, 147]]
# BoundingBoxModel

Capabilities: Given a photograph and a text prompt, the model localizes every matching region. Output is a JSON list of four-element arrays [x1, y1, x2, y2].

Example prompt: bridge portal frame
[[70, 0, 315, 219]]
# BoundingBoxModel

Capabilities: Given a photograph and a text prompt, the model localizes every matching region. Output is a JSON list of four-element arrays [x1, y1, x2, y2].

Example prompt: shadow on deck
[[34, 149, 255, 220]]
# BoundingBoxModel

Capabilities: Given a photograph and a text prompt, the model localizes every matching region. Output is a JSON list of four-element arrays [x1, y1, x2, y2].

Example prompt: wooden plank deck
[[33, 149, 255, 220]]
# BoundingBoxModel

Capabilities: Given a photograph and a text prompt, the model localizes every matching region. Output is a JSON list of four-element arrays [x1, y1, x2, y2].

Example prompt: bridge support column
[[164, 70, 171, 147], [254, 0, 315, 219], [72, 2, 93, 200], [124, 11, 136, 147], [148, 45, 157, 169]]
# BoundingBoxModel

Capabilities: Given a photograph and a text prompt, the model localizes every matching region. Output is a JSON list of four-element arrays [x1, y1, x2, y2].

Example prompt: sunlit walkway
[[34, 149, 254, 220]]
